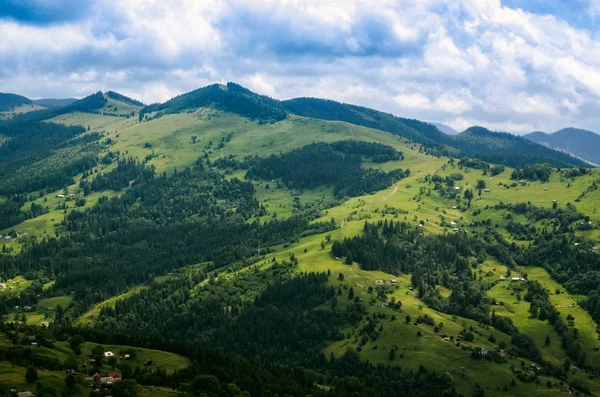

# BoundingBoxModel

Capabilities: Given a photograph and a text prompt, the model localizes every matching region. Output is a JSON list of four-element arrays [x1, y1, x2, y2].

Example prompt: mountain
[[451, 126, 590, 168], [32, 98, 77, 108], [140, 83, 285, 123], [140, 83, 589, 168], [430, 122, 459, 135], [0, 92, 32, 111], [524, 128, 600, 165]]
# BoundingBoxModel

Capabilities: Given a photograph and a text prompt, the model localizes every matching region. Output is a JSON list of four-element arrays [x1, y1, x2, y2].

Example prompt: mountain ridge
[[524, 127, 600, 165]]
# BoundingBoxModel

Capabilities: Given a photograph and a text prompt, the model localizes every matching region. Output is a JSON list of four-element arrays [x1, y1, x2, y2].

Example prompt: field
[[52, 341, 191, 374], [0, 103, 46, 120]]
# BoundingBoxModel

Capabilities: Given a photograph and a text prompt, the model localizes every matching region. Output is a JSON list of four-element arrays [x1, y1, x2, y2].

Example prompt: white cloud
[[3, 0, 600, 133]]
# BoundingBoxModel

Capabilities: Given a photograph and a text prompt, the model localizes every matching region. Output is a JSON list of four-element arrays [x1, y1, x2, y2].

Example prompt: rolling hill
[[524, 128, 600, 165], [0, 93, 32, 111]]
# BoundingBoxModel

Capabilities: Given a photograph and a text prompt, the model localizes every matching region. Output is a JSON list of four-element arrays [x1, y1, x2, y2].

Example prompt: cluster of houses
[[86, 372, 123, 385], [56, 193, 85, 200], [374, 279, 397, 286], [498, 276, 526, 282], [0, 232, 27, 240], [10, 390, 35, 397]]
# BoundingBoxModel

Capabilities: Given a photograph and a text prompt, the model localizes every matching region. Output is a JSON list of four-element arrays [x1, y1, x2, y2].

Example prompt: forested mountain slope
[[0, 93, 33, 111], [1, 83, 600, 397]]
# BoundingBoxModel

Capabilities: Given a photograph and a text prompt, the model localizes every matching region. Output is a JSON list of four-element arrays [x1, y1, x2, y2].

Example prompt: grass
[[0, 104, 46, 120], [78, 286, 146, 324], [54, 341, 191, 374], [0, 276, 31, 295], [260, 231, 573, 396], [0, 361, 74, 394]]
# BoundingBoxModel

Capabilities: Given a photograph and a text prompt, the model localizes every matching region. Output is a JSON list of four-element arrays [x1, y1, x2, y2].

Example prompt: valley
[[0, 85, 599, 397]]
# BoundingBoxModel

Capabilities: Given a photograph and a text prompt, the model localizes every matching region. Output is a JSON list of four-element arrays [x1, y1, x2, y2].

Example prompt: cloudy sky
[[2, 0, 600, 134]]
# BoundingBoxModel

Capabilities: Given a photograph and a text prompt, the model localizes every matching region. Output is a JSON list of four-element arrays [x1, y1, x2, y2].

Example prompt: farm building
[[104, 351, 115, 358], [483, 188, 491, 192], [511, 277, 522, 282], [499, 276, 506, 281], [375, 280, 384, 285]]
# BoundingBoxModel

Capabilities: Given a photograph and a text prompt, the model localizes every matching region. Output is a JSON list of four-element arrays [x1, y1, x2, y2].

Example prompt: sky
[[2, 0, 600, 134]]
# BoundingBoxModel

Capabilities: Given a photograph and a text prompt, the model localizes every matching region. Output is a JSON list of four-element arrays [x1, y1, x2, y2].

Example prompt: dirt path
[[347, 123, 357, 138], [341, 216, 348, 228], [382, 185, 398, 203], [429, 162, 445, 175]]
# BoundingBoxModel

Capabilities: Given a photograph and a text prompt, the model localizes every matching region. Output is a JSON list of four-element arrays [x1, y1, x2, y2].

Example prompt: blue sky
[[2, 0, 600, 134]]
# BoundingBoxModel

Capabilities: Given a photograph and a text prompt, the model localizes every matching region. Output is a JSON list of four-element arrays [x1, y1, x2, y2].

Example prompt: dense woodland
[[0, 160, 338, 317], [245, 141, 409, 197]]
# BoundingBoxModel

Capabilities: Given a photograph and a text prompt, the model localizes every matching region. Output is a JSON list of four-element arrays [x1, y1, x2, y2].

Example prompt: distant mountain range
[[524, 128, 600, 166], [429, 122, 459, 135], [32, 98, 77, 108]]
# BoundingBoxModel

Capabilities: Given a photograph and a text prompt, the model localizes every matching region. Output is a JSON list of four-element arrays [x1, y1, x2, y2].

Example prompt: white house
[[104, 351, 115, 358]]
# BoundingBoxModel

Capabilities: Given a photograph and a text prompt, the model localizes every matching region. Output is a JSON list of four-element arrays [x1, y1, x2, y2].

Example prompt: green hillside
[[0, 83, 599, 396]]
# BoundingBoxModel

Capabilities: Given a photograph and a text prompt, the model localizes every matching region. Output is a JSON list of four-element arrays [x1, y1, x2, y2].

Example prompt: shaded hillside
[[450, 127, 590, 168], [282, 97, 451, 150], [2, 92, 106, 124], [430, 122, 458, 135], [0, 93, 32, 111], [106, 91, 144, 106], [33, 98, 77, 108], [282, 97, 588, 167], [524, 128, 600, 165]]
